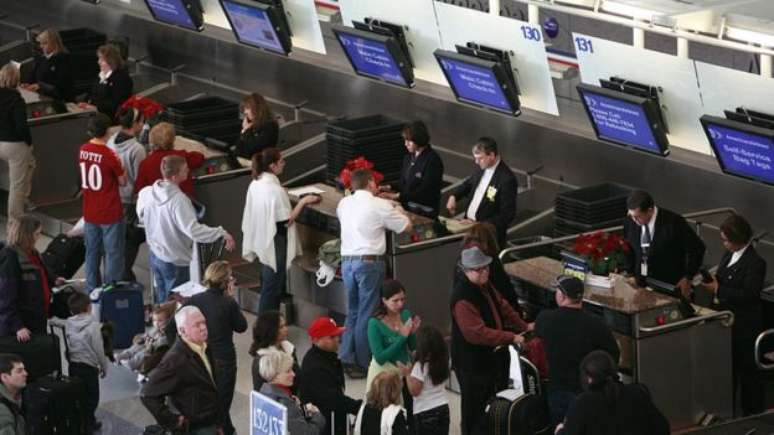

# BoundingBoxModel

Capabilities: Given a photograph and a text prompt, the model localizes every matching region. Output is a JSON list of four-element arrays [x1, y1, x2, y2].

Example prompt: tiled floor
[[2, 219, 463, 434]]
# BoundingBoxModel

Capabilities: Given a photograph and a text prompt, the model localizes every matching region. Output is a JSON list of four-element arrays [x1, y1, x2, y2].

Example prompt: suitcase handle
[[49, 324, 70, 377]]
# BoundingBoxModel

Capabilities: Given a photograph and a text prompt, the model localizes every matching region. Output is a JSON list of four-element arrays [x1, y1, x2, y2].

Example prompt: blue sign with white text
[[438, 56, 512, 113], [337, 33, 407, 86], [222, 1, 285, 53], [251, 391, 287, 435], [146, 0, 196, 30], [706, 123, 774, 184], [582, 91, 661, 153]]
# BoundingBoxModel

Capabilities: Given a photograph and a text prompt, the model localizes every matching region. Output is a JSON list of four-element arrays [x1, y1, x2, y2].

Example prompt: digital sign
[[701, 115, 774, 185], [220, 0, 289, 55], [577, 84, 669, 156], [435, 50, 520, 116], [145, 0, 202, 31], [332, 26, 413, 88]]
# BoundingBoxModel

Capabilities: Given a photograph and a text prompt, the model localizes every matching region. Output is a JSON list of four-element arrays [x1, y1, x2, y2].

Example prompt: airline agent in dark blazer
[[380, 120, 444, 218], [705, 213, 766, 416], [446, 137, 517, 245], [622, 190, 705, 296]]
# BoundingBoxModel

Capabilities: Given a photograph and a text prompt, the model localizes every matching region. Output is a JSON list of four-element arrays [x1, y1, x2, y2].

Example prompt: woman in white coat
[[241, 148, 319, 313]]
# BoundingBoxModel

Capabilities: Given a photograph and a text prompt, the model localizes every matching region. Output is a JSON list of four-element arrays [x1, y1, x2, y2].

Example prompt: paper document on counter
[[288, 186, 326, 196]]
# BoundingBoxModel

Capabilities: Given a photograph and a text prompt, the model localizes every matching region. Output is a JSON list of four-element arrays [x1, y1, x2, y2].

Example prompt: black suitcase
[[486, 346, 550, 435], [42, 235, 86, 279], [0, 334, 60, 382], [23, 324, 87, 435]]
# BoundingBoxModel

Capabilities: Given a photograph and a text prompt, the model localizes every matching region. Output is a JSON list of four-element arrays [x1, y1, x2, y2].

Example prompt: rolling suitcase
[[0, 333, 60, 382], [42, 234, 86, 279], [97, 282, 145, 349], [23, 324, 87, 435], [486, 345, 550, 435]]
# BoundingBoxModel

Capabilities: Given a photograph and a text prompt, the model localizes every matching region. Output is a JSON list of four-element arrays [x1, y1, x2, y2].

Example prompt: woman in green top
[[366, 279, 422, 425]]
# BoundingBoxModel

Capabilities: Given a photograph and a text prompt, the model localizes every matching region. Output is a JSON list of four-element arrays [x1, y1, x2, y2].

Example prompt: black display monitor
[[220, 0, 292, 55], [577, 83, 670, 156], [434, 49, 521, 116], [700, 115, 774, 186], [332, 25, 414, 88], [144, 0, 205, 31]]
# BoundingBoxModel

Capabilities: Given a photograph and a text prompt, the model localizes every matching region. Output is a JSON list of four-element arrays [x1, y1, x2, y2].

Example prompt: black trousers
[[69, 362, 99, 429], [215, 357, 237, 435], [414, 404, 450, 435], [457, 370, 496, 435], [734, 361, 765, 416], [122, 204, 146, 282]]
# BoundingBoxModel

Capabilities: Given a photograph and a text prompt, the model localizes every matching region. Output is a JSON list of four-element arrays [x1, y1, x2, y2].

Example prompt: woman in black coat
[[21, 29, 73, 101], [556, 350, 669, 435], [186, 261, 248, 435], [0, 215, 63, 341], [234, 93, 279, 159], [706, 213, 766, 416], [84, 44, 133, 119]]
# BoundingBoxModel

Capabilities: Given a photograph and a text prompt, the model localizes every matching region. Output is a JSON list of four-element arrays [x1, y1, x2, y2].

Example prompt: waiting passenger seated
[[115, 301, 175, 376], [556, 350, 669, 435]]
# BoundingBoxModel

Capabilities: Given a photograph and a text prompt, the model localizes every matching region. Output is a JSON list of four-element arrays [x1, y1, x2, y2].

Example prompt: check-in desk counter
[[287, 183, 462, 328], [0, 92, 95, 206], [504, 256, 734, 429]]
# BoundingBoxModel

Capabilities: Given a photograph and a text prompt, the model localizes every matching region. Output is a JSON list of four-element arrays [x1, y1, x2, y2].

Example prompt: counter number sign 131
[[251, 391, 287, 435], [574, 36, 595, 54]]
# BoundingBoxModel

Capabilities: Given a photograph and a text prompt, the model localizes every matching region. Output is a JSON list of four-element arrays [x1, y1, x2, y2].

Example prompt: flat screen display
[[145, 0, 203, 31], [220, 0, 290, 54], [434, 50, 520, 116], [332, 26, 413, 88], [577, 83, 669, 156], [701, 115, 774, 185]]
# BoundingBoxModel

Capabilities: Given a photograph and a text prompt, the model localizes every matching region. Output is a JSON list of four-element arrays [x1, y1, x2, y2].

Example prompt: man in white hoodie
[[137, 155, 235, 303]]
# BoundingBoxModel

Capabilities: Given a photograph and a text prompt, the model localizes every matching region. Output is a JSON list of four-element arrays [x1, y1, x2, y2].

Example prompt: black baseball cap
[[554, 275, 584, 300]]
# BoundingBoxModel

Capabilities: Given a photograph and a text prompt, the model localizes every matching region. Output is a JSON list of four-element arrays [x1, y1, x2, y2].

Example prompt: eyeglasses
[[466, 266, 489, 273]]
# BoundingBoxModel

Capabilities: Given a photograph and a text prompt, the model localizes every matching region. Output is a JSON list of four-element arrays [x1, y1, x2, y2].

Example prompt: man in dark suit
[[141, 306, 224, 434], [623, 190, 705, 296], [705, 214, 766, 416], [380, 120, 444, 218], [446, 137, 517, 244]]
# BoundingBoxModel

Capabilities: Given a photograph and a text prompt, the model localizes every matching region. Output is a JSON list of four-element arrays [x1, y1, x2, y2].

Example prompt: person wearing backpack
[[0, 353, 27, 435]]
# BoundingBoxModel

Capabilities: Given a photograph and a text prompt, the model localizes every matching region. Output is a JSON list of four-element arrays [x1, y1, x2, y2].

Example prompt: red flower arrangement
[[573, 231, 630, 275], [119, 95, 165, 120], [338, 156, 384, 191]]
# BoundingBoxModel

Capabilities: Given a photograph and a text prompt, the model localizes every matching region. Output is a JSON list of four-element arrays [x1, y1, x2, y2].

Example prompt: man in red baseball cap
[[299, 317, 361, 435]]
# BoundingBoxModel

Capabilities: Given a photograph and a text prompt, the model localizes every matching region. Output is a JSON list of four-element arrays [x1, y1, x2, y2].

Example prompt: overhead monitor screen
[[434, 50, 520, 116], [145, 0, 202, 31], [332, 26, 413, 88], [700, 115, 774, 185], [220, 0, 290, 55], [577, 83, 669, 156]]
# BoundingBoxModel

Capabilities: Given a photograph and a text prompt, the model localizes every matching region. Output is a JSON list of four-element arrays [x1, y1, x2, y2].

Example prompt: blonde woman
[[355, 370, 410, 435], [21, 28, 73, 100], [0, 63, 35, 219], [82, 44, 133, 118], [187, 261, 247, 435]]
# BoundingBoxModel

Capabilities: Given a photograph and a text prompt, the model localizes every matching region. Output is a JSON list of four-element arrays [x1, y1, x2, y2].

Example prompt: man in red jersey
[[79, 113, 127, 293]]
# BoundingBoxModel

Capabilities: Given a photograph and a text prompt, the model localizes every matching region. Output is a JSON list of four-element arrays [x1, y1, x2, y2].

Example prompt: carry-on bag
[[42, 234, 86, 279], [0, 333, 60, 382], [95, 282, 145, 349]]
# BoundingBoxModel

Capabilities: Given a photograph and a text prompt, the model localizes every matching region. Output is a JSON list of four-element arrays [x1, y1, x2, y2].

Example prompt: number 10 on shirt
[[79, 162, 104, 191]]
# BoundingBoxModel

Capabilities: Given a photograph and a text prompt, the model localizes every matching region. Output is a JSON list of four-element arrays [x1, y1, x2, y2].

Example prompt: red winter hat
[[308, 317, 345, 340]]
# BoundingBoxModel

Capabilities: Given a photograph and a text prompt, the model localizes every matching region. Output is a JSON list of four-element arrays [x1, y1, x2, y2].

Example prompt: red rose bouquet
[[119, 95, 165, 120], [573, 231, 630, 276], [338, 156, 384, 191]]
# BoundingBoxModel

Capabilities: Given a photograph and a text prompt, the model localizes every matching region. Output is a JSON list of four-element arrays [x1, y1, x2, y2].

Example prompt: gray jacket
[[0, 384, 24, 435], [50, 314, 109, 373], [107, 131, 146, 204], [259, 383, 325, 435]]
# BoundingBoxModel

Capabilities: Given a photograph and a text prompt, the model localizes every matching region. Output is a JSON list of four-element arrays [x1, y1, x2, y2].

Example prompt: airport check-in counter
[[285, 183, 463, 328], [504, 256, 734, 429]]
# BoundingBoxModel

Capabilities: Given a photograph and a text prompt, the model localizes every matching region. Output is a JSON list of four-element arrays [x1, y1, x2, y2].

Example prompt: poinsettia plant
[[573, 231, 630, 276], [338, 156, 384, 191], [119, 95, 165, 120]]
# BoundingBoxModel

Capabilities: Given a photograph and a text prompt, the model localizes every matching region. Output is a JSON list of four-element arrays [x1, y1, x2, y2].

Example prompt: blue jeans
[[548, 390, 577, 426], [84, 220, 125, 292], [149, 251, 189, 304], [258, 233, 287, 314], [339, 259, 385, 369]]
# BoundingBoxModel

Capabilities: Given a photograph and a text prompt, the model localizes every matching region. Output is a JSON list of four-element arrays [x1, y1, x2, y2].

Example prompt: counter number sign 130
[[251, 391, 287, 435], [574, 36, 595, 54], [520, 25, 542, 42]]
